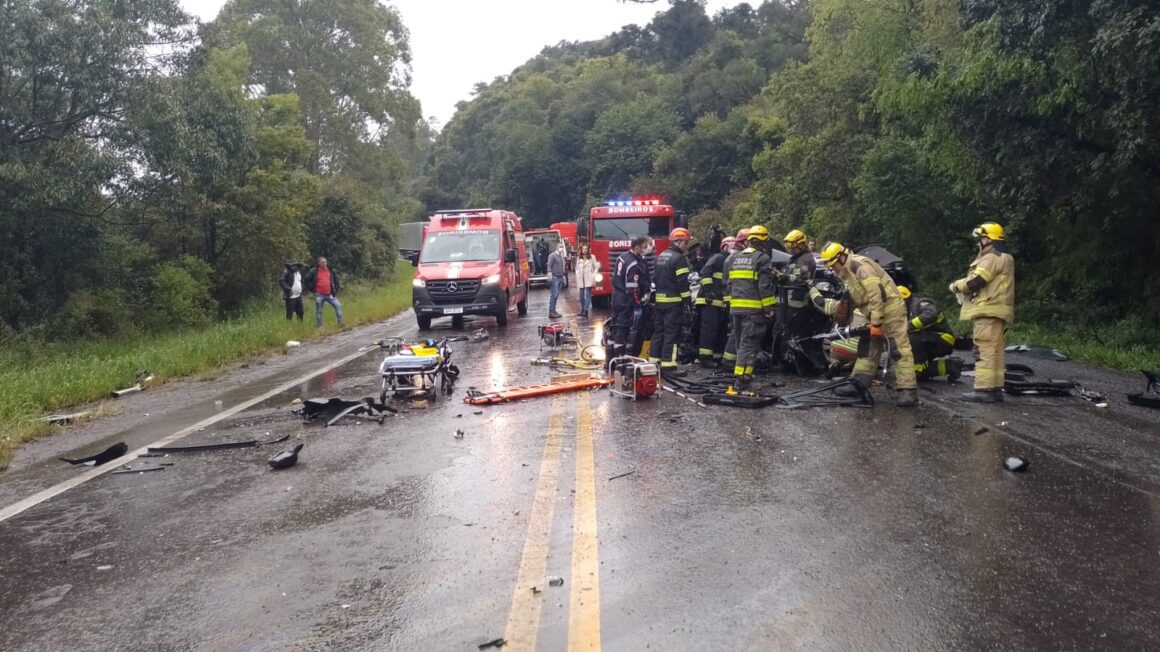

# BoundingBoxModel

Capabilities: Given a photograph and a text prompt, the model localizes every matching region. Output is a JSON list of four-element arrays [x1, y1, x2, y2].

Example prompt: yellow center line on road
[[503, 396, 566, 651], [568, 391, 602, 651]]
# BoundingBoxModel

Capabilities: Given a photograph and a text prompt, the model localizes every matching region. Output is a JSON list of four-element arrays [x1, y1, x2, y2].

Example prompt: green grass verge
[[1005, 322, 1160, 374], [0, 274, 413, 469]]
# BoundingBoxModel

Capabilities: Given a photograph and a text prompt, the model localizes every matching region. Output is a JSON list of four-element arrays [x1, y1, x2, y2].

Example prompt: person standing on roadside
[[279, 261, 304, 321], [303, 257, 345, 328], [950, 222, 1015, 403], [575, 244, 599, 318], [547, 243, 566, 319]]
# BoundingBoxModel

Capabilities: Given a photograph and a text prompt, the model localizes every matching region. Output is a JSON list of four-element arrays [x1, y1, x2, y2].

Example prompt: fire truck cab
[[579, 198, 686, 305], [411, 209, 530, 330]]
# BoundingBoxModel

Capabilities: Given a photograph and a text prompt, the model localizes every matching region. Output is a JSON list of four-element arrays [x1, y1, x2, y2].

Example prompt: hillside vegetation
[[426, 0, 1160, 347]]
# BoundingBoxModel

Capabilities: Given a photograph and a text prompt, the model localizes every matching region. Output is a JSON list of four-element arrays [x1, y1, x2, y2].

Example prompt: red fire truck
[[578, 197, 687, 305]]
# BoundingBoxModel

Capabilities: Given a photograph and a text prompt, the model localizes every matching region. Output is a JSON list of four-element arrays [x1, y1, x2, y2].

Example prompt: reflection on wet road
[[1, 287, 1159, 650]]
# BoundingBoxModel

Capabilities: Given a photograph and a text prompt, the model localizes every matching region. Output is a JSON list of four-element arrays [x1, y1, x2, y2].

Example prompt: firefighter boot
[[834, 374, 873, 398], [961, 388, 1004, 403], [946, 357, 963, 382], [896, 388, 918, 407]]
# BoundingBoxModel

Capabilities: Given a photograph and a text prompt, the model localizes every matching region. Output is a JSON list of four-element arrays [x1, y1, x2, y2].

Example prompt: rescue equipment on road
[[464, 375, 613, 405], [539, 323, 578, 350], [607, 356, 660, 400], [378, 337, 459, 402]]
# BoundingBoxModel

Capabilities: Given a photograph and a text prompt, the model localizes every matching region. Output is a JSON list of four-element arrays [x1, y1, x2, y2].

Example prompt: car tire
[[496, 296, 509, 327], [516, 288, 528, 316], [417, 315, 432, 330]]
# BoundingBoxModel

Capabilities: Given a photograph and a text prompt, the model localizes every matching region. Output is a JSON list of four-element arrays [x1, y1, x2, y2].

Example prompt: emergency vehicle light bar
[[435, 208, 494, 219], [606, 198, 662, 207]]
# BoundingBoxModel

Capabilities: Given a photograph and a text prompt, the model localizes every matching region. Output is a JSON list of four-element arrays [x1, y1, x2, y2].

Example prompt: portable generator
[[539, 323, 576, 350], [606, 356, 660, 400]]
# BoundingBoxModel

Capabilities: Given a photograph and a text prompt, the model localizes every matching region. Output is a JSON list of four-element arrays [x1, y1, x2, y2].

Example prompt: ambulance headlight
[[412, 278, 426, 288], [482, 273, 501, 285]]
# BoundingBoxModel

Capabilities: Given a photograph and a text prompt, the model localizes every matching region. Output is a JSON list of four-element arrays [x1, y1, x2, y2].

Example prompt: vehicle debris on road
[[298, 397, 394, 426], [478, 637, 506, 650], [59, 442, 128, 466], [1127, 371, 1160, 409], [1004, 456, 1029, 472], [41, 410, 92, 425], [268, 443, 304, 470], [548, 576, 564, 587], [111, 466, 165, 475]]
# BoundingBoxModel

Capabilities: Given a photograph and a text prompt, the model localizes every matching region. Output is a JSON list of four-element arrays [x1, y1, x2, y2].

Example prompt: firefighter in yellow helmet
[[724, 225, 777, 390], [814, 242, 918, 407], [781, 229, 817, 310], [950, 222, 1015, 403]]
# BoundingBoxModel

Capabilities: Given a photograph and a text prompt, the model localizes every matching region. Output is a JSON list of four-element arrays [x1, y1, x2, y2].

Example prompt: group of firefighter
[[609, 222, 1016, 406]]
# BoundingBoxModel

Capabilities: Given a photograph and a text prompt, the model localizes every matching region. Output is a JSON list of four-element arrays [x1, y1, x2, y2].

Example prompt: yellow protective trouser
[[972, 316, 1006, 390], [852, 308, 917, 390]]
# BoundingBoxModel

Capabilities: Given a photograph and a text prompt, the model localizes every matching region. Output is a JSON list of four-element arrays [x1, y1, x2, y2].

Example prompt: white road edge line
[[0, 344, 378, 523]]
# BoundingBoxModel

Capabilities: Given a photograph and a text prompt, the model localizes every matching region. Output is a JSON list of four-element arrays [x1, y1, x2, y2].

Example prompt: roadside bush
[[148, 256, 217, 331]]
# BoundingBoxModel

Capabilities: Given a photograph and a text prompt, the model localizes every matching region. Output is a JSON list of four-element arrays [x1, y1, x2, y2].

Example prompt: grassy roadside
[[1005, 322, 1160, 374], [0, 274, 413, 469]]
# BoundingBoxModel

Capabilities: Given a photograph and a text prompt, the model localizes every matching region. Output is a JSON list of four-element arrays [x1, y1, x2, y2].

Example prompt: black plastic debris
[[454, 429, 465, 439], [268, 444, 304, 470], [148, 440, 257, 453], [59, 442, 128, 467], [478, 638, 506, 650], [298, 397, 394, 426], [1127, 371, 1160, 409], [1003, 456, 1029, 473], [548, 576, 565, 587], [608, 468, 636, 481]]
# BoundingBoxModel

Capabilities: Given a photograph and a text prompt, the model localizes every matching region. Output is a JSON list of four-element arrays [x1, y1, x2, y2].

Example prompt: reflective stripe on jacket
[[725, 247, 776, 313], [655, 248, 691, 304], [910, 298, 956, 346], [696, 252, 727, 307]]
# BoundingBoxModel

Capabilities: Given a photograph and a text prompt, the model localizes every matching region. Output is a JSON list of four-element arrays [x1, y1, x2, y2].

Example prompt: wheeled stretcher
[[378, 338, 459, 402]]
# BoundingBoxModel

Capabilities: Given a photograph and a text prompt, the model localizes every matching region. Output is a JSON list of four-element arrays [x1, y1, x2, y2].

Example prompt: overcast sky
[[181, 0, 737, 128]]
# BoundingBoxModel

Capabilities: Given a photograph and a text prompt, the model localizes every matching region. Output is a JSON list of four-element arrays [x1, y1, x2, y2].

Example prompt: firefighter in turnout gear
[[781, 229, 817, 309], [721, 229, 748, 367], [695, 236, 733, 367], [901, 287, 962, 381], [610, 236, 652, 358], [950, 222, 1015, 403], [726, 225, 777, 390], [816, 242, 918, 407], [651, 228, 693, 375]]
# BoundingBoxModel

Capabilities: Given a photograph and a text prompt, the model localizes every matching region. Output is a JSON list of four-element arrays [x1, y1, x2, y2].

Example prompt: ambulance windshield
[[420, 230, 501, 263]]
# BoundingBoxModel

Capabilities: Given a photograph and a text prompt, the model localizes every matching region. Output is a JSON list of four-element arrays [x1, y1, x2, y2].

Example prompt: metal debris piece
[[608, 469, 636, 481], [111, 466, 165, 475], [112, 384, 143, 398], [478, 638, 506, 650], [548, 576, 564, 587], [298, 397, 393, 426], [59, 442, 128, 466], [454, 429, 465, 439], [41, 411, 92, 425], [974, 426, 989, 436], [1003, 456, 1029, 473], [471, 328, 490, 342]]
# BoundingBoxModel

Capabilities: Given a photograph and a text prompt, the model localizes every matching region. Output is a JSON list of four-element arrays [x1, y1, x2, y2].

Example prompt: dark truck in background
[[398, 221, 426, 262]]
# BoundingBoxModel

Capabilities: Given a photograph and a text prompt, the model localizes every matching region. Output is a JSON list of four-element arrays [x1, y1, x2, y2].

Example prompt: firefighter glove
[[868, 324, 885, 339]]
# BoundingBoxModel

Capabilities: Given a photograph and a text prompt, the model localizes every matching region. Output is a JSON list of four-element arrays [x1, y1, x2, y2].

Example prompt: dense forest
[[1, 0, 430, 339], [426, 0, 1160, 341], [4, 0, 1160, 346]]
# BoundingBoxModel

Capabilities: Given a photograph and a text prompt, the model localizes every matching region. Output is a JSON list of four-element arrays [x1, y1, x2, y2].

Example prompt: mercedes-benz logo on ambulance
[[446, 281, 459, 293]]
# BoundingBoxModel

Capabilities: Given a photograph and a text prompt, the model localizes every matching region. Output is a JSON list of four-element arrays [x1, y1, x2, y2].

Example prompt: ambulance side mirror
[[409, 253, 419, 267], [505, 249, 518, 263]]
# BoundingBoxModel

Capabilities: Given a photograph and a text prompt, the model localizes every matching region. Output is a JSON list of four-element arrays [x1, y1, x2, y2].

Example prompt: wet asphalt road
[[1, 287, 1159, 651]]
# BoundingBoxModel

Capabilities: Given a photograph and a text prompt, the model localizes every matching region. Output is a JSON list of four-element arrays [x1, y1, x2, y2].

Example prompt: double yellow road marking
[[503, 392, 602, 651]]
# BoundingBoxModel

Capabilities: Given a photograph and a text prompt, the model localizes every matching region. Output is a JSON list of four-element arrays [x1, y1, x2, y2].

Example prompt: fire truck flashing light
[[606, 198, 662, 207]]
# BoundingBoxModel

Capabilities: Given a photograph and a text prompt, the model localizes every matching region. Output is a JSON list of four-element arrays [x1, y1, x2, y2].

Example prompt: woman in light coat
[[575, 244, 599, 318]]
